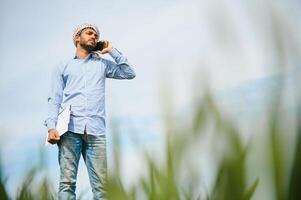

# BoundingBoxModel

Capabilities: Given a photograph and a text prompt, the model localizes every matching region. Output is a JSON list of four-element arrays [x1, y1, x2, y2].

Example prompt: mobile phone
[[92, 41, 105, 51]]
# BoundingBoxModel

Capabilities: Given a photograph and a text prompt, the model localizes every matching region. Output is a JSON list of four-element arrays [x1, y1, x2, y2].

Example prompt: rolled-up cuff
[[108, 48, 121, 59], [46, 121, 56, 131]]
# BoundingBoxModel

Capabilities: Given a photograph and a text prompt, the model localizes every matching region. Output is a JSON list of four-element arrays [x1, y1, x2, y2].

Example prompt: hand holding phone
[[92, 41, 105, 51], [93, 40, 113, 54]]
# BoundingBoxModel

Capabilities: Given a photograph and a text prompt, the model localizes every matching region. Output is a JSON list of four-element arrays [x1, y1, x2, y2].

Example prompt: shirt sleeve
[[44, 64, 65, 131], [104, 48, 136, 79]]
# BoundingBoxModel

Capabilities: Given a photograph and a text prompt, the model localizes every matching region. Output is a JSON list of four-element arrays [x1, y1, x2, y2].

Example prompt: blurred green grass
[[0, 93, 300, 200]]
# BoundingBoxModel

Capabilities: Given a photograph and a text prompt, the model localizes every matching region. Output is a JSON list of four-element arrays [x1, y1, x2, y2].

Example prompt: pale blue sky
[[1, 0, 301, 199]]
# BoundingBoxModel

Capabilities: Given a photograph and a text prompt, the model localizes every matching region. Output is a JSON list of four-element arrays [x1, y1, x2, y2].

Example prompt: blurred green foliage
[[0, 93, 300, 200]]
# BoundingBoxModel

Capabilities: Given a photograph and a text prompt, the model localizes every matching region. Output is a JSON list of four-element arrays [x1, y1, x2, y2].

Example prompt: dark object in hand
[[92, 41, 105, 51]]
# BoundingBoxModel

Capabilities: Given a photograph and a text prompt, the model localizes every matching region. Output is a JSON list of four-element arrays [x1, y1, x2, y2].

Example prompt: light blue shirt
[[44, 48, 136, 135]]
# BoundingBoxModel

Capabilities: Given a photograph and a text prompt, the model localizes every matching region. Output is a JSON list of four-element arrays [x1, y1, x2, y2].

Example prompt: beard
[[79, 39, 96, 52]]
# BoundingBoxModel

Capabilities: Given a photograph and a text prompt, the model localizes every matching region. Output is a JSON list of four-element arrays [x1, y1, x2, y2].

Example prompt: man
[[44, 23, 136, 200]]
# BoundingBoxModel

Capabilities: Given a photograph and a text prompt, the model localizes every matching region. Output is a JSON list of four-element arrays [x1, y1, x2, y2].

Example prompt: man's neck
[[75, 45, 91, 59]]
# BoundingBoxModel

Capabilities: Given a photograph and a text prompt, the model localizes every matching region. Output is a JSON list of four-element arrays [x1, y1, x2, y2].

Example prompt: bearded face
[[76, 28, 98, 51]]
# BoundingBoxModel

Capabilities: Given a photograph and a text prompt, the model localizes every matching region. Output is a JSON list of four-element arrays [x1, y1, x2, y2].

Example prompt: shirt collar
[[73, 52, 99, 60]]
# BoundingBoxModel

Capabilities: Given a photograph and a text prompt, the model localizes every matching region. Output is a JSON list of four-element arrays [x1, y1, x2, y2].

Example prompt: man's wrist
[[108, 47, 113, 53], [48, 128, 55, 133]]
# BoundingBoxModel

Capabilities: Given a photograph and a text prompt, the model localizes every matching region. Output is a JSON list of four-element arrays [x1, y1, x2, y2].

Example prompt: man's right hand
[[48, 129, 60, 144]]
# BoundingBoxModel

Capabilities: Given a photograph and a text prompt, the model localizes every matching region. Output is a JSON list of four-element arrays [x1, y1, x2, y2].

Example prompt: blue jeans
[[57, 131, 107, 200]]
